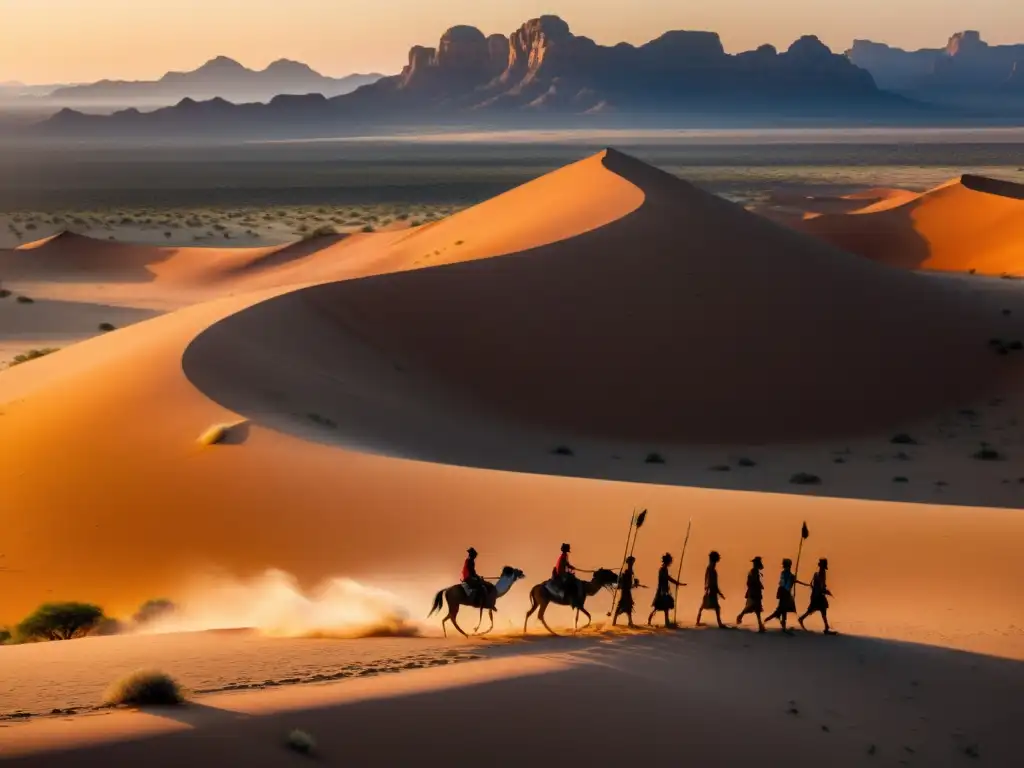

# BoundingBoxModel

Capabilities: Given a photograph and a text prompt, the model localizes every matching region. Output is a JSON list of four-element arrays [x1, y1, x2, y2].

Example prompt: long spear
[[607, 509, 646, 617], [792, 521, 809, 600], [671, 518, 692, 626], [606, 509, 635, 618]]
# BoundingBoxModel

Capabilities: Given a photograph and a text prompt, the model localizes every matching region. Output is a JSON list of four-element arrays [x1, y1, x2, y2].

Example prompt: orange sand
[[1, 149, 1023, 763]]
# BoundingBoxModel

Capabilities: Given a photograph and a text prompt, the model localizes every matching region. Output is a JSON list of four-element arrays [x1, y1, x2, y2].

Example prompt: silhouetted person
[[696, 550, 727, 628], [799, 558, 835, 634], [461, 547, 485, 604], [736, 556, 766, 633], [553, 542, 580, 608], [648, 553, 685, 627], [764, 558, 807, 633], [613, 556, 640, 627]]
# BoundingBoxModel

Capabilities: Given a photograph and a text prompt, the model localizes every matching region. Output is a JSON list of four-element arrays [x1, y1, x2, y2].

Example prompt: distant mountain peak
[[196, 55, 247, 72]]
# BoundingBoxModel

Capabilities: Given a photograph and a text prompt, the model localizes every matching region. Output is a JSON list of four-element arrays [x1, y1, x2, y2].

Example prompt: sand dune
[[788, 174, 1024, 275]]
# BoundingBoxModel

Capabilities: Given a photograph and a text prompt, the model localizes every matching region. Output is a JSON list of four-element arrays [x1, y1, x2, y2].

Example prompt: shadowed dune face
[[789, 175, 1024, 275], [184, 150, 1010, 446]]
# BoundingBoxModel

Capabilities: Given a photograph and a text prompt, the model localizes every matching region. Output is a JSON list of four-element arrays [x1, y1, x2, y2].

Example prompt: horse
[[428, 566, 526, 638], [524, 567, 619, 636]]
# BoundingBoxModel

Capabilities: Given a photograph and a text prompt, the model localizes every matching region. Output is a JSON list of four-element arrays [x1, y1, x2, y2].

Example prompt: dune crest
[[790, 174, 1024, 274]]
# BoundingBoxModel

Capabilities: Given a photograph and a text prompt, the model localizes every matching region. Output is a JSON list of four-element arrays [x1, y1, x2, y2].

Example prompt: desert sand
[[1, 149, 1022, 764], [771, 174, 1024, 275]]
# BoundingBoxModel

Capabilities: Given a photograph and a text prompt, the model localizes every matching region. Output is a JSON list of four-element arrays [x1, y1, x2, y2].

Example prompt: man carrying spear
[[612, 556, 642, 627], [608, 509, 646, 623], [799, 558, 836, 634], [648, 553, 685, 628]]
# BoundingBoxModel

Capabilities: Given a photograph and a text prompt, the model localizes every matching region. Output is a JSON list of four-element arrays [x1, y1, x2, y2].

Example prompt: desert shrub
[[164, 231, 172, 239], [0, 289, 11, 298], [973, 446, 1004, 461], [737, 457, 757, 467], [710, 464, 731, 472], [0, 628, 11, 644], [133, 598, 177, 625], [10, 348, 59, 366], [551, 445, 574, 456], [304, 224, 337, 239], [16, 295, 34, 304], [98, 322, 116, 332], [16, 602, 105, 641], [91, 617, 124, 636], [396, 212, 410, 221], [893, 476, 909, 483], [645, 452, 666, 465], [104, 670, 184, 707], [410, 219, 423, 226], [790, 472, 821, 485], [361, 224, 376, 233], [890, 433, 917, 445], [25, 222, 37, 230], [307, 412, 337, 428], [286, 729, 316, 755]]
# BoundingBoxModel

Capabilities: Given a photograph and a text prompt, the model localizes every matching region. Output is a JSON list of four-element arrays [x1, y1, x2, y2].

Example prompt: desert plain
[[1, 147, 1023, 765]]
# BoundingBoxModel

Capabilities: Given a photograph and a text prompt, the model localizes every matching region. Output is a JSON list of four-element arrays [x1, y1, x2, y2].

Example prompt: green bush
[[17, 602, 105, 641], [0, 628, 11, 645]]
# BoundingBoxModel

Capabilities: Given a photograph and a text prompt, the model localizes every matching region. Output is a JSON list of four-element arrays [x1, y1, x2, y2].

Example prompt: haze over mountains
[[848, 31, 1024, 109], [0, 58, 381, 111], [38, 15, 920, 140]]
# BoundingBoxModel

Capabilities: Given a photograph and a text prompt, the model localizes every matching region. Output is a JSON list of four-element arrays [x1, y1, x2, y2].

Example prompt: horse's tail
[[428, 588, 445, 617]]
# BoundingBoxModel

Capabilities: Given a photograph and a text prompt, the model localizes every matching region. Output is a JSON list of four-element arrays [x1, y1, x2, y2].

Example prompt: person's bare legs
[[715, 607, 726, 628], [695, 608, 704, 626], [756, 611, 765, 633], [822, 608, 834, 634]]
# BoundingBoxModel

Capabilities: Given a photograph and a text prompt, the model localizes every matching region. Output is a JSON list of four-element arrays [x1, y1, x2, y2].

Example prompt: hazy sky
[[2, 0, 1023, 83]]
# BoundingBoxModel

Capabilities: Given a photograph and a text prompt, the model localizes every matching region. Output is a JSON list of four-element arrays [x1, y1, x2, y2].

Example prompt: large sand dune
[[785, 175, 1024, 275], [0, 150, 1022, 675]]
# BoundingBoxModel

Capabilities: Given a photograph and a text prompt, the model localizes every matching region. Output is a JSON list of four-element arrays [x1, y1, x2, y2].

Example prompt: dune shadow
[[6, 631, 1021, 766]]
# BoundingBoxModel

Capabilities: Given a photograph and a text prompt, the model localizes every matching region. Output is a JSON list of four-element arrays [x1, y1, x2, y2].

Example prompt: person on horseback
[[553, 543, 580, 607], [461, 547, 487, 606]]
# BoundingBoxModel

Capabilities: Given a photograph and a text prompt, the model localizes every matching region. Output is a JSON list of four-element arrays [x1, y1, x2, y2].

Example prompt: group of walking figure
[[612, 550, 835, 635], [429, 528, 835, 638]]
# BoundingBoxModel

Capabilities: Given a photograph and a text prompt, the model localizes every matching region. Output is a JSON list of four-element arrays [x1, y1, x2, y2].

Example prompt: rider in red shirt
[[552, 543, 579, 606]]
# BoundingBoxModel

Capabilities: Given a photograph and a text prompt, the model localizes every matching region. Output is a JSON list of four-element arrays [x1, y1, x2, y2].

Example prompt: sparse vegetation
[[98, 322, 116, 332], [361, 224, 375, 233], [893, 476, 909, 483], [0, 289, 11, 299], [551, 445, 574, 457], [104, 670, 184, 707], [9, 348, 60, 367], [645, 452, 666, 464], [15, 295, 35, 304], [307, 412, 337, 429], [890, 433, 917, 445], [737, 457, 757, 467], [790, 472, 821, 485], [973, 446, 1004, 461], [286, 729, 316, 755], [710, 464, 731, 472], [16, 602, 105, 641]]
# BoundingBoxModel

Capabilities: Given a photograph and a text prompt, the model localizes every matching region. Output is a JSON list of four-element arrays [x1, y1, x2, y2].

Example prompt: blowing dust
[[132, 569, 422, 638]]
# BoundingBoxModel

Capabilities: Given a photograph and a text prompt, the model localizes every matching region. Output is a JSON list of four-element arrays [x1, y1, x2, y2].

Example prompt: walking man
[[648, 553, 685, 627], [736, 556, 766, 633], [695, 550, 727, 628], [798, 558, 835, 634]]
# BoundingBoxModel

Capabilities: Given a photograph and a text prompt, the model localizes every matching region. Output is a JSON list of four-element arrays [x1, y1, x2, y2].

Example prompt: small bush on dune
[[16, 602, 105, 641], [104, 670, 184, 707], [645, 452, 666, 465], [16, 295, 34, 304], [973, 446, 1004, 461], [98, 322, 116, 332], [361, 224, 375, 233], [890, 433, 917, 445], [9, 348, 59, 367], [0, 628, 12, 645], [551, 445, 574, 457], [0, 289, 11, 299], [790, 472, 822, 485], [286, 729, 316, 755], [303, 224, 338, 239]]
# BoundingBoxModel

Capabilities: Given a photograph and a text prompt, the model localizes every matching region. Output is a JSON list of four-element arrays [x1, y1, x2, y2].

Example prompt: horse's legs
[[441, 615, 449, 639], [538, 601, 558, 636]]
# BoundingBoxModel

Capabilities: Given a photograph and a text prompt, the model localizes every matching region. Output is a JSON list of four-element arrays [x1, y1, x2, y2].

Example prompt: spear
[[671, 518, 692, 626], [607, 509, 645, 617], [792, 521, 809, 600]]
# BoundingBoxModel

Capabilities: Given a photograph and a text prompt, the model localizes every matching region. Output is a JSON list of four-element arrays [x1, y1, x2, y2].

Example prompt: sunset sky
[[2, 0, 1023, 83]]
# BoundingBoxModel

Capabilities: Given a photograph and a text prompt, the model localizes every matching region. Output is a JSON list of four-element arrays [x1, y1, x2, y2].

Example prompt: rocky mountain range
[[6, 58, 381, 109], [39, 16, 922, 139], [847, 31, 1024, 108]]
